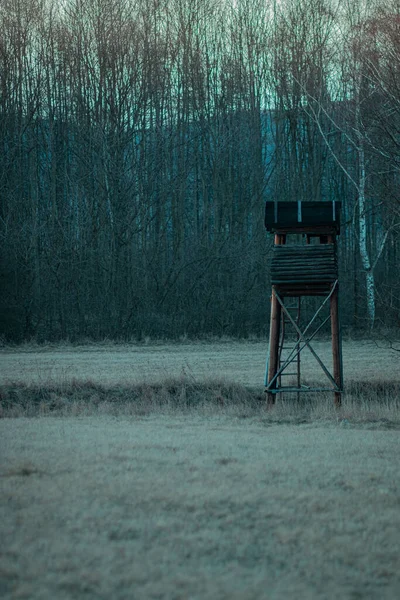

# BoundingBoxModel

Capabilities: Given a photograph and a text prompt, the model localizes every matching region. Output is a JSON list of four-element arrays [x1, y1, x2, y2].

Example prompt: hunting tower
[[265, 201, 343, 406]]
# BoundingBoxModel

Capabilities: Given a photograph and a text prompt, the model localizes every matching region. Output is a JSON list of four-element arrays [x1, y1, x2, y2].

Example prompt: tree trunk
[[357, 121, 375, 328]]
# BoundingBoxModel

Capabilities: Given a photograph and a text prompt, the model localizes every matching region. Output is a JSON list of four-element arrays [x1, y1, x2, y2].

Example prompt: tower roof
[[265, 201, 341, 234]]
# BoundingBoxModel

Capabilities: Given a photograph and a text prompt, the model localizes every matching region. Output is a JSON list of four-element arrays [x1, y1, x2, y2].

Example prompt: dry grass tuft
[[1, 377, 400, 426], [0, 377, 262, 418]]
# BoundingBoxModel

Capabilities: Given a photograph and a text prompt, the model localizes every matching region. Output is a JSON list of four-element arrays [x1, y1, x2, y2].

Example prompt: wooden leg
[[330, 283, 342, 407], [266, 287, 281, 406]]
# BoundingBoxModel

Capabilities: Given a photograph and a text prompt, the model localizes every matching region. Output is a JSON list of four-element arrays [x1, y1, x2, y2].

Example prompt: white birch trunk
[[357, 135, 376, 328], [353, 56, 376, 329]]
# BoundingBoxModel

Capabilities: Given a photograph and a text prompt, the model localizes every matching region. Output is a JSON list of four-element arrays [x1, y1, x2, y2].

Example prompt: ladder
[[278, 297, 301, 400]]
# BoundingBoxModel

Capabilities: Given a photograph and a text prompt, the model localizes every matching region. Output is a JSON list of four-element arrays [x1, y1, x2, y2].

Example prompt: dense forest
[[1, 0, 399, 342]]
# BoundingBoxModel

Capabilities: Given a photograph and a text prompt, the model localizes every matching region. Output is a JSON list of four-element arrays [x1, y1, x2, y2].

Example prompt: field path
[[1, 340, 399, 387]]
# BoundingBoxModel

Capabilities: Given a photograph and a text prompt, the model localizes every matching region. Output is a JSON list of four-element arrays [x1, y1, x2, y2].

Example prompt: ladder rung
[[268, 387, 336, 393]]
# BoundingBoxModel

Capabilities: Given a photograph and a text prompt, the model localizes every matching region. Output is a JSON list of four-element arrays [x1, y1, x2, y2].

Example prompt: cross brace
[[265, 280, 343, 406]]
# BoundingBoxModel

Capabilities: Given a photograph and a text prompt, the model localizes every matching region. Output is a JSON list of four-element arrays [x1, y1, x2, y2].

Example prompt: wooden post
[[266, 233, 283, 406], [296, 297, 301, 402], [267, 286, 281, 406], [330, 281, 342, 407]]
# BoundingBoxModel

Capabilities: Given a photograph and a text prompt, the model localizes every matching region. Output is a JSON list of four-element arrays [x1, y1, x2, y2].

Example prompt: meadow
[[1, 339, 398, 388], [1, 340, 400, 599]]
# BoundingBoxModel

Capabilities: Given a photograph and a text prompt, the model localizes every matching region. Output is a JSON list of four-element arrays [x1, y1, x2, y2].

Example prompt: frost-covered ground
[[1, 341, 399, 598], [1, 415, 400, 600], [1, 339, 399, 387]]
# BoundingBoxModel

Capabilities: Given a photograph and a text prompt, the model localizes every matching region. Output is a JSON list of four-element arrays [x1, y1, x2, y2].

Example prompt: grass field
[[1, 339, 399, 387], [1, 416, 400, 600], [1, 341, 400, 599]]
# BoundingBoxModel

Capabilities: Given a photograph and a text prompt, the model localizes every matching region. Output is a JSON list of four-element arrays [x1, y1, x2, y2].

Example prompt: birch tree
[[302, 0, 395, 328]]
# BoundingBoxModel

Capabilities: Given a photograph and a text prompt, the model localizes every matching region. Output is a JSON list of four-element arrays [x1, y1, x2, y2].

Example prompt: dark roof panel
[[265, 201, 341, 233]]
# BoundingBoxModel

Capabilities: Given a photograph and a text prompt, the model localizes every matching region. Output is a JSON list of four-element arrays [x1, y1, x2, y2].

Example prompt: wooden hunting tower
[[265, 201, 343, 406]]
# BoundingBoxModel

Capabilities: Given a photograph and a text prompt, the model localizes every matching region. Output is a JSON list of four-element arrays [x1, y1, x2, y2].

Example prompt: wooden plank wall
[[271, 244, 338, 284]]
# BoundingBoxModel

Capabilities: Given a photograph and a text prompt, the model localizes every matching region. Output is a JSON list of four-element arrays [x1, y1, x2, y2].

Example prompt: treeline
[[0, 0, 399, 342]]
